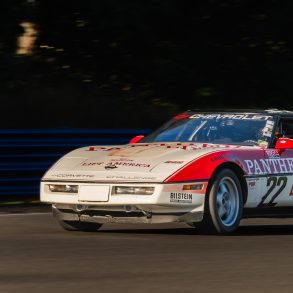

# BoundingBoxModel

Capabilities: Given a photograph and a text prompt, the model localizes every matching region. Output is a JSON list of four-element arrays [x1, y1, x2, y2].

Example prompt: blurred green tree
[[1, 0, 293, 128]]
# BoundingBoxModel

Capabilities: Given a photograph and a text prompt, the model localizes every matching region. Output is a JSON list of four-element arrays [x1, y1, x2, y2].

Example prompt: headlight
[[112, 186, 154, 195], [48, 184, 79, 193]]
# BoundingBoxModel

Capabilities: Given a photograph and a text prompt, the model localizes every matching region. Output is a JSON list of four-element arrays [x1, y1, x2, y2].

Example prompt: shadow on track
[[234, 224, 293, 236], [96, 224, 293, 236], [98, 227, 198, 236]]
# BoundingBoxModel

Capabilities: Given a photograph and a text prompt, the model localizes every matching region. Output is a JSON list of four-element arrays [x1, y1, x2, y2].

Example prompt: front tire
[[197, 168, 243, 234]]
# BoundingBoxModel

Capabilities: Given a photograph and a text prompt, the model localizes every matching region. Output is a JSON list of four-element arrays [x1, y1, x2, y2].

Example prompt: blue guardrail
[[0, 128, 151, 203]]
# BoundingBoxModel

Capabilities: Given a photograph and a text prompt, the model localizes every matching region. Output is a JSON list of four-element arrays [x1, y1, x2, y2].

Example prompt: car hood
[[43, 142, 246, 182]]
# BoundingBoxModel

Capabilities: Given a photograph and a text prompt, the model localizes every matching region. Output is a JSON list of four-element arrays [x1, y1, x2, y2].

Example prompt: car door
[[259, 118, 293, 207]]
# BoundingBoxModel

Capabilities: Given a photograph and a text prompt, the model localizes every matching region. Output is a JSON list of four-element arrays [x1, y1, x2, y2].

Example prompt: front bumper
[[41, 180, 207, 224], [41, 180, 206, 206], [52, 204, 204, 224]]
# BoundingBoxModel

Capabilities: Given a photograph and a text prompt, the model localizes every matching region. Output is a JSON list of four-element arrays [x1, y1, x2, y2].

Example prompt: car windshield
[[141, 113, 275, 147]]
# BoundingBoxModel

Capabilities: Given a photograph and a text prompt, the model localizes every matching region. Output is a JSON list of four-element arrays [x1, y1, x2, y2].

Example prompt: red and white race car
[[40, 109, 293, 234]]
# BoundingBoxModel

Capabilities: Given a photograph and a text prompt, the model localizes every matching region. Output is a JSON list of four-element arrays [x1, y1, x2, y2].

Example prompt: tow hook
[[125, 205, 152, 219], [141, 210, 152, 219]]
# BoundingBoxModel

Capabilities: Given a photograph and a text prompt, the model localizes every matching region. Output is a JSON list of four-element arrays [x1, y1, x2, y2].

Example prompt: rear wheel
[[57, 219, 102, 232], [196, 168, 243, 234]]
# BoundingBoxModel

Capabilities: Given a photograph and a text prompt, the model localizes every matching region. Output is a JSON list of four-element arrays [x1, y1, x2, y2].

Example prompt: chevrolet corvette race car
[[40, 109, 293, 234]]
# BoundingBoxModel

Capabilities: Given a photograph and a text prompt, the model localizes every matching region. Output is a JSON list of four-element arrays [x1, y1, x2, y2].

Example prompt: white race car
[[40, 109, 293, 234]]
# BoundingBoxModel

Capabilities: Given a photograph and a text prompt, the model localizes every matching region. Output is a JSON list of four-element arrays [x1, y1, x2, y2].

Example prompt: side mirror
[[129, 135, 144, 144], [275, 137, 293, 149]]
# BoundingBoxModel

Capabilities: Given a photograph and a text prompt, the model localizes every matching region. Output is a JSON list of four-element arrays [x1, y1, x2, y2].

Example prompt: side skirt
[[243, 207, 293, 218]]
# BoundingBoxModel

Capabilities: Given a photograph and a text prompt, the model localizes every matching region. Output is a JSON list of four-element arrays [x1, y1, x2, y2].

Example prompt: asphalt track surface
[[1, 205, 293, 293]]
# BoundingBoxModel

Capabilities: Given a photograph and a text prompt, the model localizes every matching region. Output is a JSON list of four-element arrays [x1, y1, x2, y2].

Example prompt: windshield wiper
[[188, 121, 207, 141]]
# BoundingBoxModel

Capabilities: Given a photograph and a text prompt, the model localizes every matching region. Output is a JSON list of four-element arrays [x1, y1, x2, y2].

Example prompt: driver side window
[[272, 118, 293, 147], [280, 119, 293, 138]]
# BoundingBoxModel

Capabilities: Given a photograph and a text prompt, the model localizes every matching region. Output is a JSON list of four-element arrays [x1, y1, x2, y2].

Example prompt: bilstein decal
[[170, 193, 192, 203], [244, 159, 293, 175]]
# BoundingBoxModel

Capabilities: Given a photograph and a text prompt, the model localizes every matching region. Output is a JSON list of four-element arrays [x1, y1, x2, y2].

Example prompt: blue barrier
[[0, 128, 151, 201]]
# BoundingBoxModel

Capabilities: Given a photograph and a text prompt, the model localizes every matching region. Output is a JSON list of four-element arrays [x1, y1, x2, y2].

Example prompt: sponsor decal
[[244, 158, 293, 175], [265, 150, 280, 159], [110, 158, 134, 162], [94, 143, 242, 153], [170, 192, 192, 203], [87, 141, 250, 155], [127, 143, 241, 151], [134, 143, 199, 151], [262, 120, 274, 137], [189, 114, 272, 121], [113, 162, 151, 167], [51, 173, 94, 178], [210, 155, 225, 162], [164, 160, 184, 164], [81, 161, 151, 168], [106, 175, 157, 180], [105, 163, 118, 170], [82, 162, 103, 167], [88, 147, 121, 152], [290, 186, 293, 196], [248, 180, 257, 189]]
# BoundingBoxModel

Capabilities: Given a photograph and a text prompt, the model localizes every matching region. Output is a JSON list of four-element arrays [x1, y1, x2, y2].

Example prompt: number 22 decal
[[258, 176, 288, 207]]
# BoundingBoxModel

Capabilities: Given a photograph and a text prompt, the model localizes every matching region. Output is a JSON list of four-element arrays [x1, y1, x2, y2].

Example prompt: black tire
[[57, 219, 102, 232], [196, 168, 243, 235]]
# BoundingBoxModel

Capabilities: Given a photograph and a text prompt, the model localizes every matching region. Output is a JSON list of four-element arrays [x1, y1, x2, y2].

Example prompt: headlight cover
[[112, 186, 154, 195], [48, 184, 79, 193]]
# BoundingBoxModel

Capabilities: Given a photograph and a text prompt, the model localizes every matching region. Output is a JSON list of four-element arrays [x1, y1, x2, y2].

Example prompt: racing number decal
[[258, 176, 288, 207]]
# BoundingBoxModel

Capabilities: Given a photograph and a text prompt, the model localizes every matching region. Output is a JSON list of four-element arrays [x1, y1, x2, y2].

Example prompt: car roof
[[185, 108, 293, 118]]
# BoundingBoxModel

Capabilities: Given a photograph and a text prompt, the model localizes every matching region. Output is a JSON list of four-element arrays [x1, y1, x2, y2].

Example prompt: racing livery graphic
[[40, 109, 293, 234]]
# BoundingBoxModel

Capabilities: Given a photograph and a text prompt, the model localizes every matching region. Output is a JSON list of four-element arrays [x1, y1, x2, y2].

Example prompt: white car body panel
[[39, 111, 293, 231]]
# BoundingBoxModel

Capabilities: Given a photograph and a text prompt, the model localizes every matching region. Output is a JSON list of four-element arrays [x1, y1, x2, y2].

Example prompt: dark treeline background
[[1, 0, 293, 129]]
